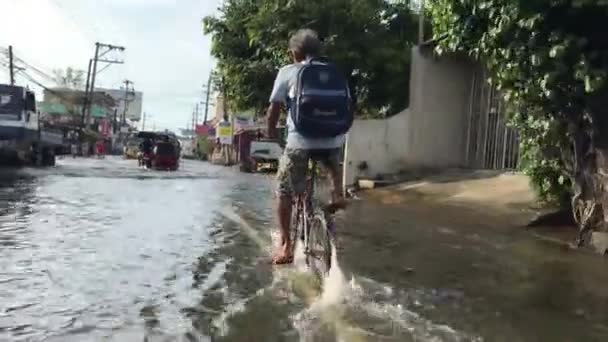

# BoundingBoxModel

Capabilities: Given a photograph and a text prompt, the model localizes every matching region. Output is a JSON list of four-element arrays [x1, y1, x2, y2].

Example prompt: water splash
[[218, 206, 475, 341], [316, 243, 347, 308]]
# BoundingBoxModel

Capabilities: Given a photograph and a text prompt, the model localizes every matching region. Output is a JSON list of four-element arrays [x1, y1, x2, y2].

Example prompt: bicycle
[[290, 153, 341, 280]]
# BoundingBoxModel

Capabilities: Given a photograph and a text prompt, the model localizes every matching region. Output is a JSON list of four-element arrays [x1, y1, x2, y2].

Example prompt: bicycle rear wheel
[[305, 212, 332, 279], [290, 201, 305, 257]]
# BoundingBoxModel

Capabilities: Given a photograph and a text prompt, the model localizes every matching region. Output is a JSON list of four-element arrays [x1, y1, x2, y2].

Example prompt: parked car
[[250, 139, 282, 172], [123, 138, 141, 159]]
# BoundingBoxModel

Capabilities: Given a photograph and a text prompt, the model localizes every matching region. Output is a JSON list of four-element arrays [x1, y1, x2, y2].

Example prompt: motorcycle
[[139, 151, 152, 168]]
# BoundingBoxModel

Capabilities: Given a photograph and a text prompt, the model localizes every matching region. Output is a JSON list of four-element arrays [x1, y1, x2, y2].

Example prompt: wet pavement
[[1, 157, 608, 341]]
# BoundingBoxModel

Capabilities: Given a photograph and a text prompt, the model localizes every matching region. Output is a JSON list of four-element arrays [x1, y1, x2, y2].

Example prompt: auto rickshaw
[[136, 131, 180, 171], [152, 140, 179, 171]]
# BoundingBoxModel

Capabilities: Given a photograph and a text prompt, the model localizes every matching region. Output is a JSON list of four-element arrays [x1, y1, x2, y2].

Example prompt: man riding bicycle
[[266, 29, 353, 264]]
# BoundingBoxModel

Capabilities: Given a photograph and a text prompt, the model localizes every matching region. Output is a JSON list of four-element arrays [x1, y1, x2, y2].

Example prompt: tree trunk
[[570, 122, 608, 246]]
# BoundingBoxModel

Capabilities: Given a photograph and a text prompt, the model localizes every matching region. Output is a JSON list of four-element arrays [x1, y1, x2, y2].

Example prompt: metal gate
[[465, 68, 520, 170]]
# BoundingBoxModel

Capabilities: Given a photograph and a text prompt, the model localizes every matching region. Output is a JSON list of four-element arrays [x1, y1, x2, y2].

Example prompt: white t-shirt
[[269, 63, 346, 150]]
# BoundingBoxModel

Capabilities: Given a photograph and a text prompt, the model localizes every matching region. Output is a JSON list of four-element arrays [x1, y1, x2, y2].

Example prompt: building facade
[[97, 88, 143, 122]]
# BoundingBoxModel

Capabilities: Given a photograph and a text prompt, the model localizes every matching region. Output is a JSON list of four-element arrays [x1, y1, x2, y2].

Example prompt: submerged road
[[1, 157, 608, 341]]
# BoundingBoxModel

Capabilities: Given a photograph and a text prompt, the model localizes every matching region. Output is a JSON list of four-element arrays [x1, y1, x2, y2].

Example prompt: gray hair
[[288, 29, 321, 57]]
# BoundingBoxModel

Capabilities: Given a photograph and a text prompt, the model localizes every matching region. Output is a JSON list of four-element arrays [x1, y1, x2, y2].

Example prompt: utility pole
[[81, 59, 93, 129], [122, 79, 134, 125], [87, 43, 101, 126], [113, 108, 118, 134], [8, 46, 14, 85], [85, 42, 125, 127], [142, 112, 147, 131], [203, 73, 213, 124], [195, 102, 200, 126], [191, 109, 196, 133]]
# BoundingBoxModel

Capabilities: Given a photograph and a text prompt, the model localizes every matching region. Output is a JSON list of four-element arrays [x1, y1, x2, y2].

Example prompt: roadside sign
[[216, 121, 232, 144]]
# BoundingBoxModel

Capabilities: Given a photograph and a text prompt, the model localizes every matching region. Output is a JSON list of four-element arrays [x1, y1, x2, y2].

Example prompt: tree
[[53, 67, 85, 89], [427, 0, 608, 244], [203, 0, 420, 118]]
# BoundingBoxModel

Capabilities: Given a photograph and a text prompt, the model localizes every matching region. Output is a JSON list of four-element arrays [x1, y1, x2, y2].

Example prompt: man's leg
[[273, 149, 307, 264], [323, 149, 346, 207], [276, 193, 292, 258]]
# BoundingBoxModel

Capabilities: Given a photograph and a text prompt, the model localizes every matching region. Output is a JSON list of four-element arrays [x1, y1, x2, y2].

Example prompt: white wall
[[404, 47, 476, 168], [343, 47, 478, 187], [343, 109, 409, 186]]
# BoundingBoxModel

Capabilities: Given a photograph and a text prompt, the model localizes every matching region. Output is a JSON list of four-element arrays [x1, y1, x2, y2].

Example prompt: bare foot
[[272, 242, 293, 265]]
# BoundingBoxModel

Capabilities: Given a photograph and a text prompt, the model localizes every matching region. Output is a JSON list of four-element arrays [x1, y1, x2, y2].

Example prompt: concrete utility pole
[[203, 73, 213, 124], [195, 102, 199, 126], [85, 42, 125, 128], [142, 112, 147, 131], [112, 108, 118, 134], [191, 109, 196, 133], [121, 79, 134, 124], [81, 59, 93, 129], [8, 46, 14, 85]]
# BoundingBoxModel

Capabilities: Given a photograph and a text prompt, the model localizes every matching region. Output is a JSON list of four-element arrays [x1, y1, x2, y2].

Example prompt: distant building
[[40, 88, 116, 127], [98, 88, 143, 122]]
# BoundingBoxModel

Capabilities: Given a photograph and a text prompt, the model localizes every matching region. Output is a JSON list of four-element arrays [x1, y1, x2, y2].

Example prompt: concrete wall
[[343, 110, 409, 186], [343, 47, 479, 187], [404, 47, 476, 168]]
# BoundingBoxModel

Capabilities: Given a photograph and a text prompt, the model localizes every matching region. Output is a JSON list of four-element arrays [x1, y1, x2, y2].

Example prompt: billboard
[[216, 121, 232, 144], [98, 88, 143, 121], [234, 116, 255, 131]]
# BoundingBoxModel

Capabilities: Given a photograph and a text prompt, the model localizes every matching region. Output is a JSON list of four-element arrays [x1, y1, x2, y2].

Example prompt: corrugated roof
[[40, 102, 110, 118], [40, 103, 69, 114]]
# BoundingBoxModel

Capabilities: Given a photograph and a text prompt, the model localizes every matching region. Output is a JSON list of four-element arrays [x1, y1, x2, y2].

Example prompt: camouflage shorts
[[276, 148, 341, 197]]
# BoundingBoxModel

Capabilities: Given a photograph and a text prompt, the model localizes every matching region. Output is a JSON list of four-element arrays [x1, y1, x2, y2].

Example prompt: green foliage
[[203, 0, 420, 117], [427, 0, 608, 205]]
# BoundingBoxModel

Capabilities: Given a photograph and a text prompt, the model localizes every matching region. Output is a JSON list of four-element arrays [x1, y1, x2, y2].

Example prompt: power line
[[84, 42, 125, 126], [12, 56, 56, 82], [3, 47, 63, 84], [18, 70, 91, 109]]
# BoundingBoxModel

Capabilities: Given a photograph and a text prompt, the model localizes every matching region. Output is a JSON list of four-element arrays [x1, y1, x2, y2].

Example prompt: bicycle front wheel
[[306, 213, 332, 279]]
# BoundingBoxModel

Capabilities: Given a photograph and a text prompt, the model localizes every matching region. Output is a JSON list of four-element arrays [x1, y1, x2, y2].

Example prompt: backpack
[[289, 58, 353, 138]]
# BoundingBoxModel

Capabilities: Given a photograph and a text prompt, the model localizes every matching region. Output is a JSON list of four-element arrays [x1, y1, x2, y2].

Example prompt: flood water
[[2, 157, 608, 341]]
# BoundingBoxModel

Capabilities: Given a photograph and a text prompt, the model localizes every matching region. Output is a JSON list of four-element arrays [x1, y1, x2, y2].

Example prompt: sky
[[0, 0, 221, 132]]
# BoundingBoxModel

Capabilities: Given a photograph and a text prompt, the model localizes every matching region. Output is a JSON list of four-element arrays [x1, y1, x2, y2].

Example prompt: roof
[[39, 102, 111, 118], [136, 131, 172, 139], [43, 88, 117, 107]]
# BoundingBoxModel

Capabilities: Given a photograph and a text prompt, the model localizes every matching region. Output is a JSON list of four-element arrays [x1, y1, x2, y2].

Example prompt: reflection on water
[[1, 157, 608, 341]]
